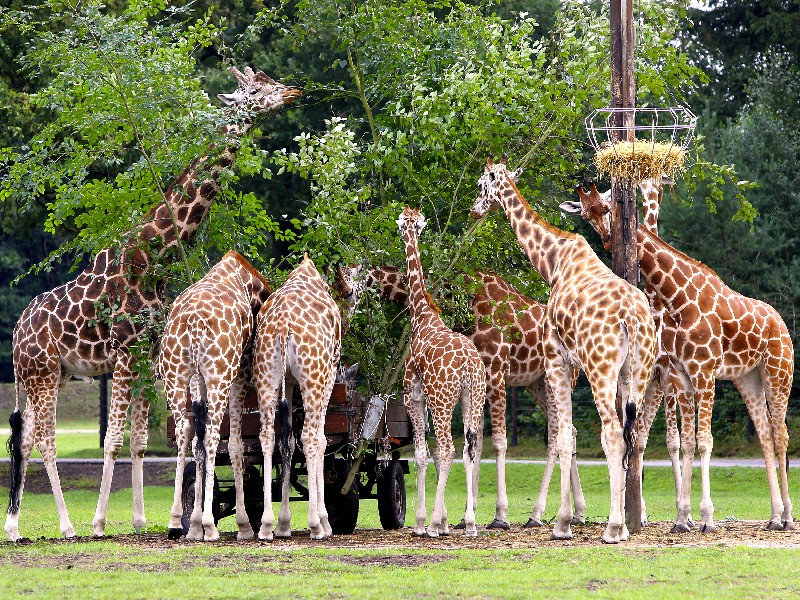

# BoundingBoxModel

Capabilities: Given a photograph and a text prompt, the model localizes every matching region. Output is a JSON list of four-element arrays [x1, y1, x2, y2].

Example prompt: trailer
[[166, 382, 413, 535]]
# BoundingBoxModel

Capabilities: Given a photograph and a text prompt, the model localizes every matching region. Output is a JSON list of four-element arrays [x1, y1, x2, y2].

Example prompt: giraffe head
[[396, 205, 427, 239], [332, 264, 366, 319], [560, 182, 613, 249], [217, 66, 301, 113], [470, 154, 522, 219]]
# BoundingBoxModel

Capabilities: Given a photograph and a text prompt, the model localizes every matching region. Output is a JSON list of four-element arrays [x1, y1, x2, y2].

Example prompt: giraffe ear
[[559, 200, 583, 214], [510, 168, 522, 183], [417, 212, 427, 232], [661, 175, 674, 186]]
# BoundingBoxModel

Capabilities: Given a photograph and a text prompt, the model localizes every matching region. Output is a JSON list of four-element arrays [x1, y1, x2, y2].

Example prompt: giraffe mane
[[224, 250, 273, 293], [424, 289, 442, 315], [505, 174, 578, 240], [638, 228, 724, 282]]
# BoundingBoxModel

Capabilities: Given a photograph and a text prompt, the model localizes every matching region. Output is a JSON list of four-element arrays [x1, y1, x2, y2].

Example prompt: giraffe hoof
[[167, 528, 183, 540], [670, 522, 691, 534], [452, 519, 466, 530], [699, 522, 717, 534], [783, 520, 795, 531], [571, 516, 586, 526], [486, 519, 510, 530], [766, 520, 784, 531], [524, 518, 543, 528]]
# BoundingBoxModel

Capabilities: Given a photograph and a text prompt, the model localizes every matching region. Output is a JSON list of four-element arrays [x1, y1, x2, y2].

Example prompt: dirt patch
[[6, 520, 787, 552]]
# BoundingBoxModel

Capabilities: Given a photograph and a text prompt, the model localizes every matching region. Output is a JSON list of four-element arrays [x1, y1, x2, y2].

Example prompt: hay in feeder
[[594, 139, 686, 181]]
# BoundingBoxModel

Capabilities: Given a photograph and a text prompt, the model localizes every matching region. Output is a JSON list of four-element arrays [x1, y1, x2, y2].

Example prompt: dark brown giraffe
[[471, 155, 656, 543], [5, 67, 299, 541], [333, 265, 585, 528], [566, 182, 794, 533]]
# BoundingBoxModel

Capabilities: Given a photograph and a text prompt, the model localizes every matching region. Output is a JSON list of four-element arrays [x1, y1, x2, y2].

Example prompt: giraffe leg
[[35, 398, 76, 539], [662, 375, 684, 524], [694, 380, 717, 534], [762, 348, 794, 530], [671, 371, 695, 533], [228, 377, 254, 540], [526, 378, 554, 527], [404, 365, 429, 536], [167, 386, 192, 539], [129, 396, 149, 534], [315, 366, 337, 539], [429, 400, 456, 538], [256, 387, 278, 541], [200, 385, 229, 542], [485, 369, 509, 529], [546, 343, 576, 541], [569, 422, 586, 525], [733, 371, 784, 530], [637, 375, 663, 527], [93, 357, 134, 537], [4, 405, 36, 541]]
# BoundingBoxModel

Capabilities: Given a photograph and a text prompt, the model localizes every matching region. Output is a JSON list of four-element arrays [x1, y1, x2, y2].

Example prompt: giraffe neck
[[498, 179, 569, 286], [139, 119, 254, 253], [366, 267, 409, 307], [402, 230, 444, 331], [637, 227, 722, 315]]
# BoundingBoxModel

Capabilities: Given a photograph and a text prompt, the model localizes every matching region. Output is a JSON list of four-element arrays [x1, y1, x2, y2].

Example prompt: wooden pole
[[610, 0, 643, 534]]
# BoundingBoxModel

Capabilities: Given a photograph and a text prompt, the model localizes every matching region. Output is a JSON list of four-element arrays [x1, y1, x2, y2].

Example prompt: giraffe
[[333, 265, 586, 528], [4, 67, 299, 542], [564, 181, 794, 532], [561, 177, 685, 526], [396, 206, 486, 537], [471, 155, 656, 543], [159, 251, 272, 541], [252, 254, 341, 540]]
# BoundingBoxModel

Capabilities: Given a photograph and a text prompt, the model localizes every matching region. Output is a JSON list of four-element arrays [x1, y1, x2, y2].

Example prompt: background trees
[[1, 0, 798, 448]]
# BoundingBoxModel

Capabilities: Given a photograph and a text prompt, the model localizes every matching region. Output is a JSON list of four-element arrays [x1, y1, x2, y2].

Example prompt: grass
[[1, 464, 799, 598], [1, 544, 799, 599]]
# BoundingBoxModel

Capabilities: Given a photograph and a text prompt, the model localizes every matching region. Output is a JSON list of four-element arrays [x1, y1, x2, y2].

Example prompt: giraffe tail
[[622, 400, 637, 471], [619, 313, 639, 471], [465, 360, 486, 463], [277, 332, 292, 481], [192, 376, 208, 497], [7, 359, 24, 515]]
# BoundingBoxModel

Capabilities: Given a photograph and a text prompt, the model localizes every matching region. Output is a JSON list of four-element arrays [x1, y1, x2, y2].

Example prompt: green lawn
[[1, 463, 799, 598]]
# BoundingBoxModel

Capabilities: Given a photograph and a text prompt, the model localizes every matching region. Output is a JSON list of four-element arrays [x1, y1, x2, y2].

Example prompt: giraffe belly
[[60, 354, 116, 377]]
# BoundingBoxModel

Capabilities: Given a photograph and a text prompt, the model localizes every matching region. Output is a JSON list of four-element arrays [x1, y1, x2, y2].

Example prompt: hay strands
[[594, 138, 686, 181]]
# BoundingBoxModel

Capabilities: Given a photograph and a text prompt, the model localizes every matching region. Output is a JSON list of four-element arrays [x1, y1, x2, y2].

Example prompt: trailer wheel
[[180, 461, 220, 535], [377, 460, 406, 530], [324, 458, 359, 534]]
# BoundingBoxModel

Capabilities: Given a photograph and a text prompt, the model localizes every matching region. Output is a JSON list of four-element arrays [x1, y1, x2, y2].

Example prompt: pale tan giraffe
[[564, 181, 794, 532], [252, 254, 341, 540], [471, 155, 655, 543], [4, 67, 299, 542], [333, 265, 585, 528], [159, 251, 272, 541], [562, 177, 685, 526], [395, 206, 486, 537]]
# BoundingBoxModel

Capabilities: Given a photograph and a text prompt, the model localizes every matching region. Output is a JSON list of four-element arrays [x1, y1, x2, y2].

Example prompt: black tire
[[180, 461, 220, 535], [243, 464, 265, 534], [324, 457, 359, 534], [377, 460, 406, 530]]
